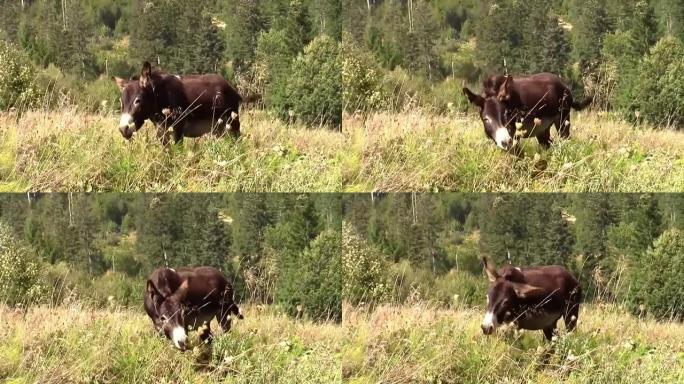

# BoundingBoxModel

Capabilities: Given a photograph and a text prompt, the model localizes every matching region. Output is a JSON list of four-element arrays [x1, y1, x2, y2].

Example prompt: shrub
[[342, 222, 388, 305], [386, 261, 487, 307], [433, 270, 488, 307], [628, 228, 684, 319], [342, 34, 386, 112], [254, 29, 296, 117], [89, 271, 143, 308], [33, 64, 82, 109], [80, 76, 121, 113], [0, 222, 45, 305], [275, 229, 342, 321], [0, 41, 39, 110], [597, 30, 639, 111], [633, 36, 684, 127], [285, 35, 342, 127]]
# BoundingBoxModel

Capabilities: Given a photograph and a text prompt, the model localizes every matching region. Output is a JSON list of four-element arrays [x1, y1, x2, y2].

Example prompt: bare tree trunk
[[408, 0, 413, 32], [62, 0, 67, 30]]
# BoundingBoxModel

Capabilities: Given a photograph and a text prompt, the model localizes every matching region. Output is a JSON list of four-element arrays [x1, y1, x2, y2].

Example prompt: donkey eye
[[134, 98, 141, 105], [160, 315, 168, 322]]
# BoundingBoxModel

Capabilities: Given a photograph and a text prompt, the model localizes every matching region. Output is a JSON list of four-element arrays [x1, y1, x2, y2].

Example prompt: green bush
[[597, 30, 639, 111], [275, 229, 342, 321], [342, 222, 388, 305], [628, 228, 684, 320], [0, 41, 40, 110], [284, 35, 342, 128], [89, 271, 143, 308], [255, 28, 296, 118], [633, 36, 684, 127], [0, 222, 45, 305], [386, 261, 487, 307], [342, 34, 386, 112], [81, 76, 121, 113], [433, 271, 488, 307], [34, 64, 83, 109]]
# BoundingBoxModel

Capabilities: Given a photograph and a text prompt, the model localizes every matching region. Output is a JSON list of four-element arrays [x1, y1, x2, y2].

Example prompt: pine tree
[[539, 13, 570, 75], [629, 0, 659, 57], [223, 0, 266, 72], [570, 0, 611, 73]]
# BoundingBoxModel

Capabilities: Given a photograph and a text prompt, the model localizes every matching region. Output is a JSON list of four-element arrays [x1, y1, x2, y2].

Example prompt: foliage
[[345, 193, 684, 306], [0, 1, 341, 129], [0, 193, 342, 318], [0, 41, 39, 110], [342, 222, 388, 305], [276, 229, 342, 321], [284, 35, 342, 127], [632, 36, 684, 127], [341, 34, 386, 112], [0, 222, 44, 305], [629, 228, 684, 320]]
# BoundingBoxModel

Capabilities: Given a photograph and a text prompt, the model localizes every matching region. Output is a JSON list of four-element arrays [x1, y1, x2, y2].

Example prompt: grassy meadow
[[343, 302, 684, 384], [0, 108, 345, 192], [343, 110, 684, 192], [2, 108, 684, 192], [0, 304, 343, 384]]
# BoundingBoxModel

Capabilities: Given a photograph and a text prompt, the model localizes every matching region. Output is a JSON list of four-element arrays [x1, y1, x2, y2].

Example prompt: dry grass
[[343, 110, 684, 192], [0, 304, 343, 384], [343, 302, 684, 384], [0, 108, 345, 192]]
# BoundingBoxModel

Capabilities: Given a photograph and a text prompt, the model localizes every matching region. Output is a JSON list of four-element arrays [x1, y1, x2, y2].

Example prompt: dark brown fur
[[114, 62, 243, 144], [464, 73, 592, 149], [144, 266, 242, 350], [481, 257, 581, 340]]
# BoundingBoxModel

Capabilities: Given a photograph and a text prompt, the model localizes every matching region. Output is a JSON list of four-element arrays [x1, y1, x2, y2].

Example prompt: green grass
[[0, 108, 345, 191], [2, 108, 684, 192], [0, 304, 343, 383], [343, 110, 684, 192], [343, 302, 684, 384]]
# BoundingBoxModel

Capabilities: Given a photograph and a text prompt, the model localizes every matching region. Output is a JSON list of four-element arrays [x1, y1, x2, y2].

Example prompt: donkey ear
[[463, 88, 485, 108], [146, 280, 160, 300], [498, 75, 512, 101], [140, 61, 152, 88], [512, 283, 545, 299], [112, 76, 127, 91], [172, 280, 190, 302], [482, 256, 499, 282]]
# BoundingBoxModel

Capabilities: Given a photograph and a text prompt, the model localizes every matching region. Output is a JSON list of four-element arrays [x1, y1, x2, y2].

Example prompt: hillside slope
[[343, 303, 684, 384], [0, 305, 343, 384], [344, 111, 684, 192], [0, 109, 345, 192]]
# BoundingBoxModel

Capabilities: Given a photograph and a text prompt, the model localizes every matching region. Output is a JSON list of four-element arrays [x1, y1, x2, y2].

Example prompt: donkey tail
[[571, 95, 593, 111]]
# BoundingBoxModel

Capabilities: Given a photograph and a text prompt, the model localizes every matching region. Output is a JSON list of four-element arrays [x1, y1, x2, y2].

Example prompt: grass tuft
[[0, 108, 345, 192], [0, 304, 343, 383], [343, 302, 684, 384], [343, 110, 684, 192]]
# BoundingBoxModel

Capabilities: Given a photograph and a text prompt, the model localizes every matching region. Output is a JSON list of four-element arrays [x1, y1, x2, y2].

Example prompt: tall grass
[[0, 108, 345, 192], [343, 301, 684, 384], [343, 110, 684, 192], [0, 304, 343, 383]]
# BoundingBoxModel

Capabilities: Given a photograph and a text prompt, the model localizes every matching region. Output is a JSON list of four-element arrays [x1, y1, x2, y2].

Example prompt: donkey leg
[[199, 322, 214, 345], [542, 326, 556, 341], [557, 113, 571, 139], [537, 129, 553, 149], [227, 110, 241, 139], [564, 287, 581, 332]]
